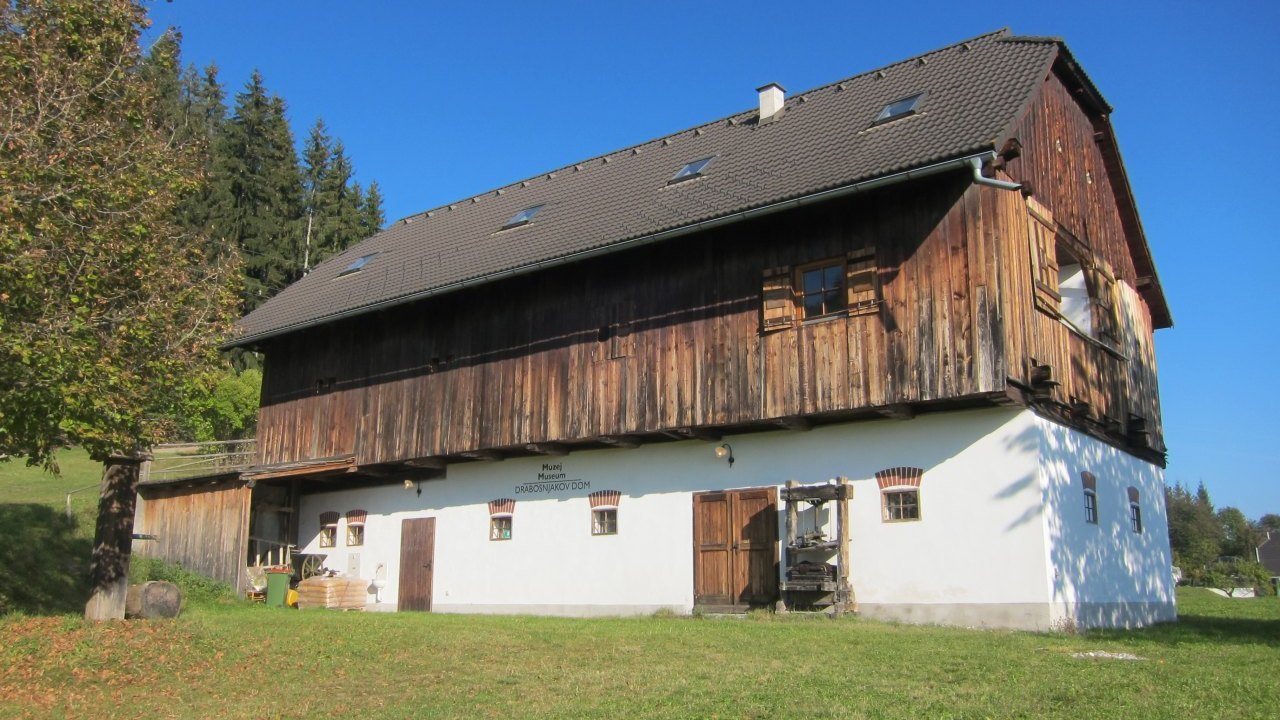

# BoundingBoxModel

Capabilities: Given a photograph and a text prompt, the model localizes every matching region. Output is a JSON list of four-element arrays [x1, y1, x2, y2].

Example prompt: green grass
[[0, 589, 1276, 719], [2, 453, 1278, 718], [0, 448, 101, 615]]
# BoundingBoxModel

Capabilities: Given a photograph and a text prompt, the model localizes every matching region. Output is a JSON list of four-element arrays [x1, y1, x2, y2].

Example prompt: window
[[490, 515, 513, 541], [338, 253, 377, 277], [798, 261, 846, 319], [1026, 197, 1119, 345], [669, 156, 714, 184], [589, 490, 621, 535], [876, 467, 924, 523], [345, 509, 367, 546], [1057, 247, 1092, 335], [883, 490, 920, 521], [592, 508, 618, 535], [488, 498, 515, 541], [761, 249, 879, 331], [874, 93, 923, 123], [1081, 472, 1099, 525], [502, 204, 544, 230], [1128, 487, 1142, 534], [319, 511, 339, 548]]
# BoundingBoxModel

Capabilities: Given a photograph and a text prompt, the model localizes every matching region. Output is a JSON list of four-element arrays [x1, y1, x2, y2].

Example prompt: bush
[[129, 557, 237, 606], [1203, 558, 1276, 597]]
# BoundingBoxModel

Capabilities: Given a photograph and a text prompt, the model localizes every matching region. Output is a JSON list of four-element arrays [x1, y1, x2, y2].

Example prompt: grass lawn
[[0, 449, 102, 615], [1, 591, 1276, 718], [2, 454, 1278, 719]]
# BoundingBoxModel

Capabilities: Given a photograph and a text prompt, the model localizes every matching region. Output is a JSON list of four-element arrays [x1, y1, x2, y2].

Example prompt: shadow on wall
[[0, 503, 92, 615], [1034, 420, 1174, 627]]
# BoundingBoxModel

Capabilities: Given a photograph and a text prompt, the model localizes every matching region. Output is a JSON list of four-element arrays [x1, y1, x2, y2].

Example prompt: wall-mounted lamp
[[403, 479, 421, 496], [715, 443, 735, 468]]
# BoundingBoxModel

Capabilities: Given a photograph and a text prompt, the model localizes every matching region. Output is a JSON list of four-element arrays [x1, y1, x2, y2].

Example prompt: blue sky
[[146, 1, 1279, 518]]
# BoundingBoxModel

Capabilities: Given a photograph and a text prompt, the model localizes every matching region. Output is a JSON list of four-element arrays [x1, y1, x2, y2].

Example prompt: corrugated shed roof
[[232, 29, 1061, 346]]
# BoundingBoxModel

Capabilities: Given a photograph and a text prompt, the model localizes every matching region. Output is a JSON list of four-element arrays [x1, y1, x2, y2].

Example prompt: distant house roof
[[230, 29, 1097, 347], [1259, 533, 1280, 577]]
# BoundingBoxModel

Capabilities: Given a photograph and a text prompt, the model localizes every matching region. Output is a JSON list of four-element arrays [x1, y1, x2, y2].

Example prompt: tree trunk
[[84, 453, 148, 621]]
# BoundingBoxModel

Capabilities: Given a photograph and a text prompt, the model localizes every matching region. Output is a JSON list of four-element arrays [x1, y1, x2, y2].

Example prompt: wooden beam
[[670, 427, 722, 442], [404, 457, 446, 470], [597, 435, 641, 449], [879, 404, 914, 421], [775, 416, 812, 431], [524, 443, 568, 456], [459, 450, 503, 462]]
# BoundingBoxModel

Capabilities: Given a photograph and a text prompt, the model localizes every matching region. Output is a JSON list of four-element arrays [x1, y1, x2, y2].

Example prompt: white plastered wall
[[1035, 415, 1177, 629], [297, 407, 1072, 628]]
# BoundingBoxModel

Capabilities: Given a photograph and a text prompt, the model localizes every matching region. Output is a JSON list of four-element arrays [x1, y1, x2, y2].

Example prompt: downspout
[[967, 154, 1022, 191]]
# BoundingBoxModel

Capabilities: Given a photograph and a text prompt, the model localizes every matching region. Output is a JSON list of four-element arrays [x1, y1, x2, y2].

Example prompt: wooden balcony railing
[[144, 439, 257, 483]]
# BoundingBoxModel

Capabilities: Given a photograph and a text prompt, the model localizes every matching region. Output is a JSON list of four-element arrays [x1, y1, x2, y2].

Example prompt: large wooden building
[[134, 29, 1176, 630]]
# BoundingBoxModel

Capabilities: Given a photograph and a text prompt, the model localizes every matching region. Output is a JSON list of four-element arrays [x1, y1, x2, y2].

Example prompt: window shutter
[[1026, 198, 1061, 315], [846, 247, 879, 315], [761, 265, 795, 331], [1090, 259, 1119, 345]]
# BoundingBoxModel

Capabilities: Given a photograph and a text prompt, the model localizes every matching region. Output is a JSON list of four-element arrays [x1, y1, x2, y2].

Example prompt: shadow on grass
[[0, 503, 92, 615], [1090, 613, 1280, 648]]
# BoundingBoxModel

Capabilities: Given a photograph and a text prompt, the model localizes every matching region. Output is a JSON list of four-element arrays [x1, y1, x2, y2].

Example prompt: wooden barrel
[[125, 581, 183, 619]]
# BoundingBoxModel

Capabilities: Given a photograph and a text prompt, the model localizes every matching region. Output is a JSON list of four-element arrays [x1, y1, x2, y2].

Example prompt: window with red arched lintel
[[876, 467, 924, 522]]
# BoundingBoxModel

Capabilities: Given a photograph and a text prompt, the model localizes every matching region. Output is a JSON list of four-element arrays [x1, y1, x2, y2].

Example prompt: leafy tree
[[1165, 484, 1224, 576], [1218, 507, 1263, 559], [1260, 514, 1280, 534], [0, 0, 243, 620], [0, 0, 241, 468], [178, 368, 262, 442], [1204, 558, 1275, 597]]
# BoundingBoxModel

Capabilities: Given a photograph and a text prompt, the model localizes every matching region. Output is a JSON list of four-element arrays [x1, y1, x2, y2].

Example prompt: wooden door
[[397, 517, 435, 612], [693, 488, 778, 610]]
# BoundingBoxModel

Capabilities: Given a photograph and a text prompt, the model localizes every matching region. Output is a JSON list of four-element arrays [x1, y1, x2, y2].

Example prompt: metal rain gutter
[[226, 150, 1018, 348]]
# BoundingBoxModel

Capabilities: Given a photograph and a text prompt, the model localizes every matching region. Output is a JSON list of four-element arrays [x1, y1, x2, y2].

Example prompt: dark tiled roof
[[232, 29, 1060, 346]]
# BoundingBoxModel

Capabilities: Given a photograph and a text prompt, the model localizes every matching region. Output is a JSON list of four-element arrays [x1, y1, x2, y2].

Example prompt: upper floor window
[[760, 248, 880, 331], [1081, 472, 1098, 525], [798, 261, 846, 319], [1026, 197, 1118, 346]]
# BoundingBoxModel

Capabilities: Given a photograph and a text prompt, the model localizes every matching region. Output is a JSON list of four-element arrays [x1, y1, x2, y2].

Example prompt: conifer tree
[[361, 181, 387, 237], [215, 71, 304, 309]]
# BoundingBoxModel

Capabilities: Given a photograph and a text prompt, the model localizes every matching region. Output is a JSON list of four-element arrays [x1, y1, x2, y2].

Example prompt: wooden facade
[[133, 477, 251, 594], [253, 64, 1166, 473]]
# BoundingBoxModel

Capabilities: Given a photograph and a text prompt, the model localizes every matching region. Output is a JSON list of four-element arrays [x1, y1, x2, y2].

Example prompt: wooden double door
[[398, 517, 436, 612], [693, 487, 779, 610]]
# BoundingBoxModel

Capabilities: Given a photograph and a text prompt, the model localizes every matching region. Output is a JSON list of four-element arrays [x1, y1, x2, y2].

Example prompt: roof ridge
[[387, 27, 1014, 228]]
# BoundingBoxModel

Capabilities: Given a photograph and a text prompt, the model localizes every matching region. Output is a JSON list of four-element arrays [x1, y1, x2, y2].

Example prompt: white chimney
[[757, 82, 785, 122]]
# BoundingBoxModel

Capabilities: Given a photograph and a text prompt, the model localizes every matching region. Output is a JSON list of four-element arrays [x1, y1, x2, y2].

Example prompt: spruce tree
[[361, 180, 386, 237], [215, 71, 304, 309], [300, 119, 333, 272]]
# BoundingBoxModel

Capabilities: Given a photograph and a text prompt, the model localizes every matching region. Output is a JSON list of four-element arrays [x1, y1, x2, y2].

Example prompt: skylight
[[875, 93, 923, 123], [502, 204, 544, 230], [337, 253, 377, 277], [668, 156, 714, 185]]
